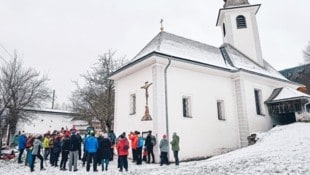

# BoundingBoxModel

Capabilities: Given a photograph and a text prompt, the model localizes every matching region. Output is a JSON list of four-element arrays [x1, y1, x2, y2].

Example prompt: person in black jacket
[[98, 133, 111, 171], [144, 130, 156, 163], [68, 130, 79, 171], [51, 135, 61, 167], [60, 133, 70, 170]]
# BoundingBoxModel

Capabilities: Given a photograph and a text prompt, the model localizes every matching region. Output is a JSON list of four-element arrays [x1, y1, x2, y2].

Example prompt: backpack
[[26, 138, 34, 148], [151, 136, 156, 146], [123, 144, 129, 150], [138, 137, 144, 148], [123, 139, 129, 150]]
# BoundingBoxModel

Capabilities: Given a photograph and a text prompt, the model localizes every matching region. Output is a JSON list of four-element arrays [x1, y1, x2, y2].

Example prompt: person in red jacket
[[128, 131, 138, 162], [116, 134, 129, 172]]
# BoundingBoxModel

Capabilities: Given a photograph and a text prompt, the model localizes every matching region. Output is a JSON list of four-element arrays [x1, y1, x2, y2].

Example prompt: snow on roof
[[133, 32, 234, 70], [130, 31, 289, 81], [224, 44, 288, 80], [266, 87, 310, 103]]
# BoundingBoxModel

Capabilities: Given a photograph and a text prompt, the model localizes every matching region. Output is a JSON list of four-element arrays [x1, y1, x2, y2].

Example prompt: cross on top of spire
[[223, 0, 249, 8]]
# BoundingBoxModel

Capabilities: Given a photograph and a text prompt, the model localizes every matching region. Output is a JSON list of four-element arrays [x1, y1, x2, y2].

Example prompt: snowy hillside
[[1, 123, 309, 174]]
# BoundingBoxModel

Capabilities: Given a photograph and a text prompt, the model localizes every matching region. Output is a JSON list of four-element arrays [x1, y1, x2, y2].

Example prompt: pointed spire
[[160, 19, 164, 32], [223, 0, 249, 8]]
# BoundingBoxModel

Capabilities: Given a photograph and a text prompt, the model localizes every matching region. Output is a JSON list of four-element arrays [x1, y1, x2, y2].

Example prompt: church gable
[[116, 31, 289, 83]]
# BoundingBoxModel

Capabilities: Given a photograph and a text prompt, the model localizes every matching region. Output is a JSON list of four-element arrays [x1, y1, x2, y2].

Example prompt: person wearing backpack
[[145, 130, 156, 163], [116, 133, 129, 172], [170, 132, 180, 166], [136, 131, 144, 165]]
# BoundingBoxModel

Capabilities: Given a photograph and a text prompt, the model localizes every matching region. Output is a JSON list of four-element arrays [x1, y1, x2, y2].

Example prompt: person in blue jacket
[[85, 131, 99, 172], [18, 131, 27, 163]]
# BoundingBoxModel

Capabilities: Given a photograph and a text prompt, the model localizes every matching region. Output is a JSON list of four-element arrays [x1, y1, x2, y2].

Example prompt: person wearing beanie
[[159, 134, 169, 166], [60, 133, 70, 171], [98, 133, 111, 171], [85, 131, 99, 172], [145, 130, 156, 163], [116, 133, 129, 172], [68, 130, 80, 171]]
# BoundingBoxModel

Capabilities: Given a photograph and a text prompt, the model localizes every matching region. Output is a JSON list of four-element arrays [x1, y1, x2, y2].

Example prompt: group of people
[[14, 127, 180, 173]]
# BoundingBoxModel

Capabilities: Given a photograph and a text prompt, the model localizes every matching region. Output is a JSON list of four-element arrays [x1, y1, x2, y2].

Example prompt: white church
[[110, 0, 310, 161]]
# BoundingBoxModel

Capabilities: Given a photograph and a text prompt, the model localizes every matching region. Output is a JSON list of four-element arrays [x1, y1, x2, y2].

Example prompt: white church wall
[[165, 65, 240, 160], [114, 64, 154, 137], [241, 74, 299, 134], [243, 80, 274, 133]]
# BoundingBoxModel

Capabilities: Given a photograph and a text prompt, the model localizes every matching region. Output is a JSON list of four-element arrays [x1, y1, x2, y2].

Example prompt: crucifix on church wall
[[141, 81, 152, 121]]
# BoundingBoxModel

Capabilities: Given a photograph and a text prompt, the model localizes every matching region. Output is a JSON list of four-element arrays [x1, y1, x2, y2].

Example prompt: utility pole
[[52, 90, 55, 109]]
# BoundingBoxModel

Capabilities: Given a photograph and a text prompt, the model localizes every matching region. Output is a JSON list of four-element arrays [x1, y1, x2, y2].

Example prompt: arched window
[[236, 15, 247, 29]]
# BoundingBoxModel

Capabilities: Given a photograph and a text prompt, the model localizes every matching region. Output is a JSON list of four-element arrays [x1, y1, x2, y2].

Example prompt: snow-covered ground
[[1, 122, 310, 174]]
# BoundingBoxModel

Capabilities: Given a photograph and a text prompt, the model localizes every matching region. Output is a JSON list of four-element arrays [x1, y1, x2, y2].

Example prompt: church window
[[129, 93, 136, 115], [182, 96, 192, 118], [236, 15, 247, 29], [217, 100, 225, 120], [254, 89, 264, 115], [223, 23, 226, 36]]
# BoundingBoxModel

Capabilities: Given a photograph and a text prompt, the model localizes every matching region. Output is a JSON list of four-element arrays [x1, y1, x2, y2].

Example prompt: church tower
[[216, 0, 264, 66]]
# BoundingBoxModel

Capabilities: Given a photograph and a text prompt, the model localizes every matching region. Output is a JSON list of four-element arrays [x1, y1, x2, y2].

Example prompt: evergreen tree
[[303, 41, 310, 63]]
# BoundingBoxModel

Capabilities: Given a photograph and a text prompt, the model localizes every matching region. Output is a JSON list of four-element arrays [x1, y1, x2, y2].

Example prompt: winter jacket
[[159, 138, 169, 153], [85, 136, 98, 153], [116, 138, 129, 156], [98, 137, 111, 159], [32, 138, 43, 155], [69, 134, 80, 151], [43, 137, 50, 148], [53, 138, 61, 153], [170, 134, 180, 151], [61, 137, 70, 152], [12, 135, 19, 146], [128, 133, 138, 149], [18, 134, 27, 150], [145, 134, 152, 148], [26, 136, 34, 149]]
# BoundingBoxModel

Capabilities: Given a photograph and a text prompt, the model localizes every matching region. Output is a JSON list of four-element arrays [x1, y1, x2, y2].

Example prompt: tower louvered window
[[223, 23, 226, 36], [236, 15, 247, 29]]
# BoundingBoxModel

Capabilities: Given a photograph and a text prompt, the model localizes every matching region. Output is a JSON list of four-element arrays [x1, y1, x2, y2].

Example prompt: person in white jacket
[[30, 135, 45, 172], [159, 134, 169, 166]]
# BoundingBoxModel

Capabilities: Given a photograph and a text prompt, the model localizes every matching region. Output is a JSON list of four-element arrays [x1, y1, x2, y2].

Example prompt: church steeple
[[217, 0, 264, 66], [223, 0, 249, 8]]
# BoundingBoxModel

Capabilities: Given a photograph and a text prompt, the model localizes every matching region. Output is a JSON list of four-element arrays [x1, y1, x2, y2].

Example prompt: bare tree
[[303, 41, 310, 63], [70, 50, 127, 132], [0, 53, 50, 141]]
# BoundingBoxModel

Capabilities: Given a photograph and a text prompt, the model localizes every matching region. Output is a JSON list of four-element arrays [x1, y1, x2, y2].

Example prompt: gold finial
[[160, 19, 164, 31]]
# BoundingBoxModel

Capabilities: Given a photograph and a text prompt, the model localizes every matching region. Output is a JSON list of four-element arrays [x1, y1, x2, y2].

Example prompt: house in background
[[16, 108, 89, 135], [280, 63, 310, 95], [110, 0, 303, 161]]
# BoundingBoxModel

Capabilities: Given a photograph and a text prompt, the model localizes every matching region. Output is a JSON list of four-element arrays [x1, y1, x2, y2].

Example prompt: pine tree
[[303, 41, 310, 63]]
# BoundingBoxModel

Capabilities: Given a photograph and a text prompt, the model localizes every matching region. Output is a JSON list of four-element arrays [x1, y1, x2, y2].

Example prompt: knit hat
[[163, 134, 167, 139]]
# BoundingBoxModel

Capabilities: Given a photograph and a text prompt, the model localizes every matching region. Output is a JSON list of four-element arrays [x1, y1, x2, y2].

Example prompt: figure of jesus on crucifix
[[141, 81, 152, 121]]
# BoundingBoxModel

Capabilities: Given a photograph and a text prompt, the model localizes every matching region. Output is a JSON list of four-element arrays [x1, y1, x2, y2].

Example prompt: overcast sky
[[0, 0, 309, 107]]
